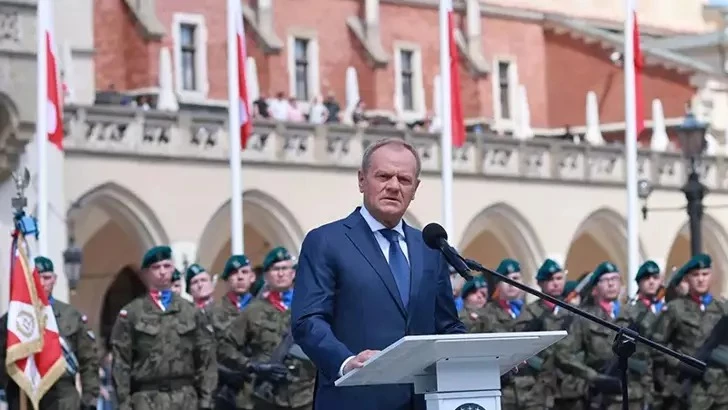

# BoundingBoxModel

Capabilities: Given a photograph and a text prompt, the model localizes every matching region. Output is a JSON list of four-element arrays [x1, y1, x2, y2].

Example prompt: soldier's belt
[[131, 376, 194, 393], [627, 358, 648, 375], [709, 345, 728, 368]]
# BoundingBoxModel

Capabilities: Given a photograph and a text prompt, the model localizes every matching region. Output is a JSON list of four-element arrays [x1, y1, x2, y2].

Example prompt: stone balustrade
[[62, 104, 728, 193]]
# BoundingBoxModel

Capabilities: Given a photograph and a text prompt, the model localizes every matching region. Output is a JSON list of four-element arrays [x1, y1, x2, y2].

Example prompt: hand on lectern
[[343, 349, 381, 375]]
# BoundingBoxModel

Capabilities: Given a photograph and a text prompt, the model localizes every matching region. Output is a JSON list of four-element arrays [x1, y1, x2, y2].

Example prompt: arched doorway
[[98, 266, 146, 348], [68, 182, 168, 343], [458, 203, 544, 282], [564, 208, 646, 280], [197, 189, 304, 298], [665, 214, 728, 295]]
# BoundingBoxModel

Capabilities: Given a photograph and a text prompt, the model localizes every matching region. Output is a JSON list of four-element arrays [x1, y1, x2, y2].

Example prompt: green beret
[[563, 280, 578, 296], [222, 254, 251, 280], [681, 253, 711, 275], [461, 276, 487, 299], [185, 263, 206, 288], [536, 259, 562, 282], [590, 261, 619, 286], [171, 269, 182, 282], [263, 246, 293, 271], [141, 245, 172, 269], [34, 256, 54, 273], [494, 258, 521, 283], [635, 260, 660, 282]]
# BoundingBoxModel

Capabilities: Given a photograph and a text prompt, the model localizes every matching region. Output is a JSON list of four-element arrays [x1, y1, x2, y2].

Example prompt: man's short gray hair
[[360, 138, 422, 177]]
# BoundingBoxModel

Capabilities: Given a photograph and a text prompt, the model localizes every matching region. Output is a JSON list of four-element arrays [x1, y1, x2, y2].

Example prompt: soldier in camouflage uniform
[[651, 254, 728, 410], [185, 263, 215, 311], [111, 246, 217, 410], [515, 259, 585, 410], [0, 256, 100, 410], [207, 254, 258, 410], [555, 261, 651, 410], [474, 258, 544, 410], [171, 268, 183, 295], [219, 247, 315, 410], [458, 276, 487, 331], [619, 261, 662, 407]]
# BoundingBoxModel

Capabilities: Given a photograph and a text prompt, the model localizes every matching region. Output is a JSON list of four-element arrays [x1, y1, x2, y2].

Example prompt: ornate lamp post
[[678, 112, 708, 257], [63, 202, 83, 291]]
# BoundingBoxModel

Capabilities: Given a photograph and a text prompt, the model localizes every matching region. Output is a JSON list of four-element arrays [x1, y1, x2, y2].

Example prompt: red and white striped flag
[[39, 0, 63, 151], [5, 231, 67, 410], [446, 6, 465, 148], [230, 0, 252, 150]]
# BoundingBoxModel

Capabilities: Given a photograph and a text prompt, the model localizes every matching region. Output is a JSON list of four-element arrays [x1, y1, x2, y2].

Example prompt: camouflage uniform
[[651, 254, 728, 410], [219, 247, 315, 410], [555, 262, 651, 410], [458, 276, 487, 332], [0, 300, 100, 410], [110, 293, 217, 410], [475, 259, 544, 410], [514, 259, 582, 410]]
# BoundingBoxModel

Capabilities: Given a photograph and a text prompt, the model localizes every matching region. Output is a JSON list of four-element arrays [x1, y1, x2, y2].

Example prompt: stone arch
[[68, 182, 169, 335], [458, 202, 545, 280], [98, 265, 146, 349], [197, 189, 305, 280], [665, 213, 728, 295], [564, 208, 647, 280]]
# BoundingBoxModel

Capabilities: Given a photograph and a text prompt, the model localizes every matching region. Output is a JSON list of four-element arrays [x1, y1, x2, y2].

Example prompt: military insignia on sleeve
[[87, 330, 95, 340], [81, 314, 88, 323], [119, 309, 128, 318], [470, 312, 479, 320]]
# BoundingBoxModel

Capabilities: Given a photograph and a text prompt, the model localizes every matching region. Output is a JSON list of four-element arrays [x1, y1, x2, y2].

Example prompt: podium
[[335, 331, 567, 410]]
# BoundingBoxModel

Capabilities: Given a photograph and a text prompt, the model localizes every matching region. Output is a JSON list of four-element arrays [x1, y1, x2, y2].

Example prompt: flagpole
[[227, 0, 244, 254], [36, 0, 49, 256], [624, 0, 640, 295], [439, 0, 454, 236]]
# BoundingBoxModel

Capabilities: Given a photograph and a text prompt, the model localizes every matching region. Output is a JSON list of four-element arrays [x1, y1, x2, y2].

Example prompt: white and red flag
[[228, 0, 252, 150], [5, 230, 67, 409]]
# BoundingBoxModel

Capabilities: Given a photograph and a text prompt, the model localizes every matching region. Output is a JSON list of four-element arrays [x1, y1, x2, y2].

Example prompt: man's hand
[[343, 350, 381, 375]]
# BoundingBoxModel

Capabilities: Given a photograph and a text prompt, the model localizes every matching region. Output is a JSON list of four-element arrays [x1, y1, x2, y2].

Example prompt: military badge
[[81, 314, 88, 323], [206, 325, 214, 334], [470, 312, 478, 320], [507, 264, 515, 273], [118, 309, 128, 318]]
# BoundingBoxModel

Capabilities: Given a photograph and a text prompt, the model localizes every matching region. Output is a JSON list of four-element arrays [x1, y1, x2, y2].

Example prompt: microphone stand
[[462, 258, 705, 410]]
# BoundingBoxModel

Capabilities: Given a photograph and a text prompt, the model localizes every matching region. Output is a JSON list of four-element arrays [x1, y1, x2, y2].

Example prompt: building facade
[[1, 0, 728, 345]]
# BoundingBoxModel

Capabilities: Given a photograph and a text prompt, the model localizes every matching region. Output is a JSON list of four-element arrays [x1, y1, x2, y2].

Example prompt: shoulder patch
[[87, 330, 95, 340], [119, 309, 128, 318]]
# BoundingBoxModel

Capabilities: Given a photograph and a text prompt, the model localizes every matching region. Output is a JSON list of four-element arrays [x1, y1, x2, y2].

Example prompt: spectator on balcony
[[288, 97, 305, 122], [351, 100, 368, 126], [309, 95, 329, 125], [324, 92, 341, 123], [269, 92, 289, 121], [253, 95, 270, 119]]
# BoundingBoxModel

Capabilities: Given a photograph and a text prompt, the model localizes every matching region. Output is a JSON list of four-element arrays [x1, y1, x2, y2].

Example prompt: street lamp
[[678, 112, 708, 257], [64, 201, 83, 291], [637, 179, 653, 220]]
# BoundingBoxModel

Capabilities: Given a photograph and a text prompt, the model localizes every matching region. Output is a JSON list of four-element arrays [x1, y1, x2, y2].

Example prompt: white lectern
[[335, 331, 566, 410]]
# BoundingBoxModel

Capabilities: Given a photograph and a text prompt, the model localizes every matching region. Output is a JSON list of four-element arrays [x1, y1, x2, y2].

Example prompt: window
[[400, 50, 415, 111], [180, 24, 197, 91], [172, 13, 209, 100], [294, 38, 310, 100], [498, 61, 511, 120]]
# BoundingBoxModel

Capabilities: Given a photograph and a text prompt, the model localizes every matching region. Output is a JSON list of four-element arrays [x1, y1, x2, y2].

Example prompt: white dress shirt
[[338, 206, 410, 377]]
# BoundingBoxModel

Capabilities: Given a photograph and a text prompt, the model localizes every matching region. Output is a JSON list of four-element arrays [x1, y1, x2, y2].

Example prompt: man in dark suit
[[291, 138, 466, 410]]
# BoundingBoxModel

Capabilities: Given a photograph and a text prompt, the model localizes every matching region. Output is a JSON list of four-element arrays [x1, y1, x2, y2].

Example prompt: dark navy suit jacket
[[291, 208, 466, 410]]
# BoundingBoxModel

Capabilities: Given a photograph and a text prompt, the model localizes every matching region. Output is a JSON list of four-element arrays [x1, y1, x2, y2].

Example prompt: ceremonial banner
[[5, 230, 66, 409]]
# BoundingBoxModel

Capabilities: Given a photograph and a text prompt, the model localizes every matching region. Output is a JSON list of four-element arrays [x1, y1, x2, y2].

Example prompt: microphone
[[422, 223, 472, 280]]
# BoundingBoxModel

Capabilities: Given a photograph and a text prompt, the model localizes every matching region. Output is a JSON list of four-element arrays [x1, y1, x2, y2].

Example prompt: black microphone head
[[422, 223, 448, 250]]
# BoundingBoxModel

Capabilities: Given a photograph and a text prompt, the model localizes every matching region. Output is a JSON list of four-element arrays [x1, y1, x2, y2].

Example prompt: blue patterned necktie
[[379, 229, 411, 309]]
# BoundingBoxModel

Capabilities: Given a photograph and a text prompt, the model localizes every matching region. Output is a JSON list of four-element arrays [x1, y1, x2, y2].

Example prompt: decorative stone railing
[[62, 104, 728, 193]]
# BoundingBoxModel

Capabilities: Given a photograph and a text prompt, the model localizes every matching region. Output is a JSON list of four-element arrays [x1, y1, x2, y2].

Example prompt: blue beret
[[185, 263, 207, 288], [141, 245, 172, 269], [461, 276, 487, 298], [34, 256, 54, 273], [590, 261, 619, 286], [635, 260, 660, 282], [263, 246, 293, 272], [536, 259, 563, 282], [222, 254, 250, 280], [171, 269, 181, 282], [675, 253, 712, 283]]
